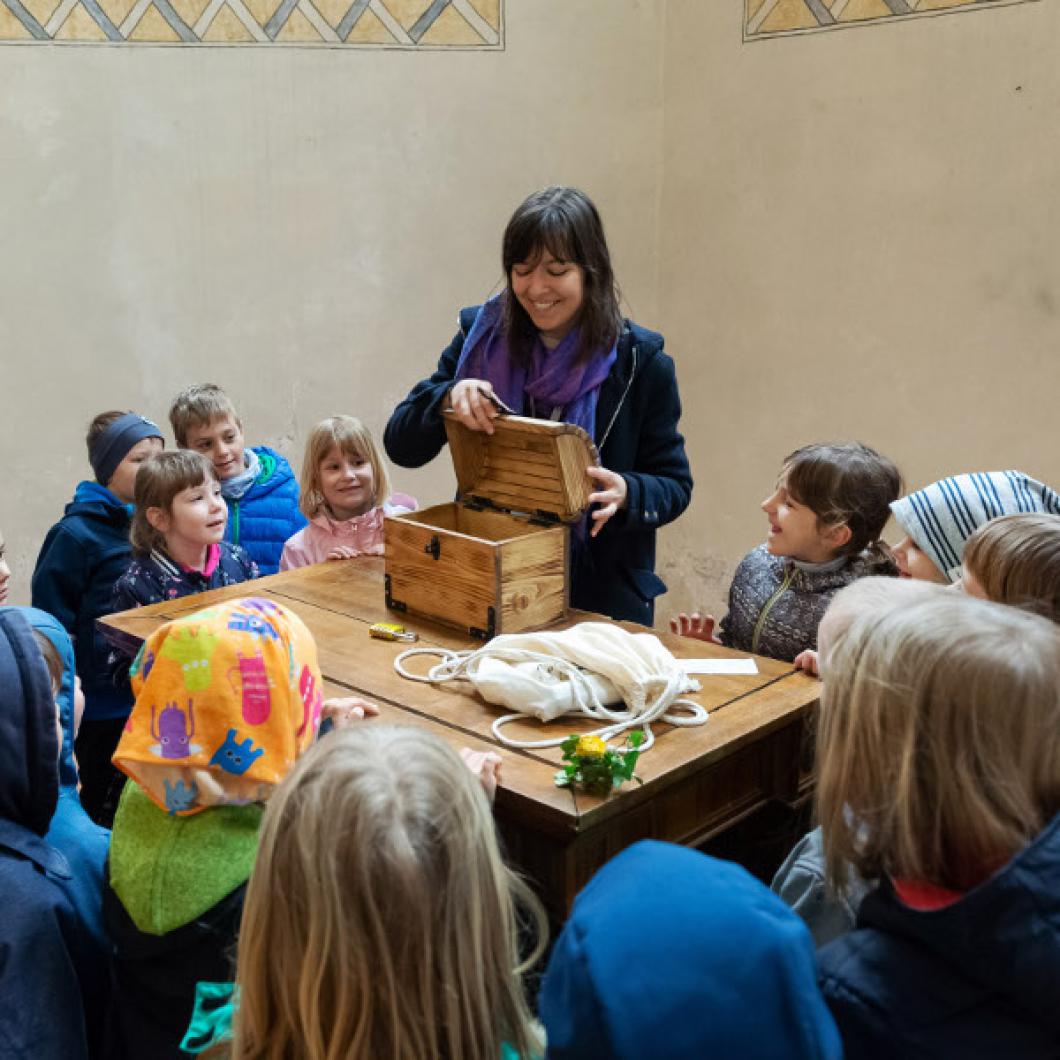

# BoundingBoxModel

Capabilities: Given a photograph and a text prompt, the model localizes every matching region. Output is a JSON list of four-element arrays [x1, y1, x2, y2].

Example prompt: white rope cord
[[394, 644, 707, 753]]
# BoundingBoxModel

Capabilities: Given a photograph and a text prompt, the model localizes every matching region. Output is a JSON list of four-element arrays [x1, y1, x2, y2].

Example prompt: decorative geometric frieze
[[746, 0, 1039, 40], [0, 0, 502, 45]]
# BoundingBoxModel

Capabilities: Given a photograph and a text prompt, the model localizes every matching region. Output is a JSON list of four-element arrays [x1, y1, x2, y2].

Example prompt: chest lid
[[443, 411, 599, 523]]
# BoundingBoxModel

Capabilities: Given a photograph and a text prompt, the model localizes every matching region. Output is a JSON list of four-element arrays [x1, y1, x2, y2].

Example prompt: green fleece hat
[[109, 781, 263, 936]]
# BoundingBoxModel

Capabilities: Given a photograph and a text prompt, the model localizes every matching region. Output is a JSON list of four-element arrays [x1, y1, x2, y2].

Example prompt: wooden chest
[[384, 412, 597, 639]]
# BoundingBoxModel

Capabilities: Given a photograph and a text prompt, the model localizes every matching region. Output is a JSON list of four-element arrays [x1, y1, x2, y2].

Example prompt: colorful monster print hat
[[113, 598, 325, 816]]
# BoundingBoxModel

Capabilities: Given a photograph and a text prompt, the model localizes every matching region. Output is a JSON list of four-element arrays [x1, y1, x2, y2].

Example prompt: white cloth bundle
[[394, 621, 707, 752]]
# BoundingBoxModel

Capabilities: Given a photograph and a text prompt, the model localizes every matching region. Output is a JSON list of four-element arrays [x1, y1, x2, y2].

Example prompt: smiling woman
[[384, 186, 693, 625]]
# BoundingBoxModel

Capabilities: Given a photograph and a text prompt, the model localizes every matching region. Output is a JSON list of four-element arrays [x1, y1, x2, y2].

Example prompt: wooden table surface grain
[[99, 557, 820, 917]]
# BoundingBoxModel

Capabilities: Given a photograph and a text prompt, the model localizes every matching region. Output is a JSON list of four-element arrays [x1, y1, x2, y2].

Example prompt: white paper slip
[[681, 658, 759, 676]]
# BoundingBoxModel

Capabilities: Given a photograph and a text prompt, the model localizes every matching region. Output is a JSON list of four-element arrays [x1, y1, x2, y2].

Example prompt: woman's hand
[[447, 379, 501, 435], [586, 466, 628, 537], [459, 747, 503, 802], [321, 696, 380, 729], [669, 612, 720, 644]]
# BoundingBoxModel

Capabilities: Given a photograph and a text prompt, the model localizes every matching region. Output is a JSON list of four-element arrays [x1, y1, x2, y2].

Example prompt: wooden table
[[99, 558, 819, 920]]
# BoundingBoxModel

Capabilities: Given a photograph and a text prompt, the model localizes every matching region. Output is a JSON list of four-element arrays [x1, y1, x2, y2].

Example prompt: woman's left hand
[[586, 466, 628, 537]]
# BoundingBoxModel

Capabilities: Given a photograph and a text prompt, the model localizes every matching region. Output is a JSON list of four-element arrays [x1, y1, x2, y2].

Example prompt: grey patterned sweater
[[719, 545, 896, 663]]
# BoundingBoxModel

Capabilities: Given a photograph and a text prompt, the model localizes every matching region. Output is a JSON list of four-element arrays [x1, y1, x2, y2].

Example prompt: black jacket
[[818, 812, 1060, 1059], [384, 308, 693, 624]]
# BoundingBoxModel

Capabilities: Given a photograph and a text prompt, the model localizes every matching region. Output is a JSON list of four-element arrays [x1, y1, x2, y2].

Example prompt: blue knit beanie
[[89, 413, 164, 487], [890, 470, 1060, 583]]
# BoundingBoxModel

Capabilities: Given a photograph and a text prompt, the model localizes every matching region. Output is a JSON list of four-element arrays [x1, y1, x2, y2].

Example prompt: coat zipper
[[598, 342, 637, 452], [751, 565, 795, 654], [231, 500, 240, 546]]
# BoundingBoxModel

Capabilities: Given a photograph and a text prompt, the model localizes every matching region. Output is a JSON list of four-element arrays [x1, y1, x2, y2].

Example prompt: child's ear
[[826, 523, 853, 551], [146, 506, 170, 533]]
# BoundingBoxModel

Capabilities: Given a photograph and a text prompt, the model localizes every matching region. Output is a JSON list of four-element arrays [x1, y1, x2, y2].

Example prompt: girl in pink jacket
[[280, 416, 416, 570]]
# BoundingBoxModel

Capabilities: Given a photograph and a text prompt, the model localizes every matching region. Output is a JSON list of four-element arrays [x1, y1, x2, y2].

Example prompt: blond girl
[[814, 587, 1060, 1057], [184, 726, 545, 1059], [280, 416, 416, 570]]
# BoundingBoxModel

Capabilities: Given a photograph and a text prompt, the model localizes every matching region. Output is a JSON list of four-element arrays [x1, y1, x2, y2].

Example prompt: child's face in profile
[[761, 476, 846, 565], [151, 477, 228, 552], [185, 414, 246, 482], [319, 445, 375, 521], [0, 529, 10, 605], [108, 436, 164, 504], [891, 535, 947, 583]]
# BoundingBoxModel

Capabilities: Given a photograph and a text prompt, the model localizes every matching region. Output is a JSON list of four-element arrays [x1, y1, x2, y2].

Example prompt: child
[[671, 442, 900, 662], [771, 578, 944, 945], [962, 513, 1060, 622], [814, 588, 1060, 1057], [0, 609, 110, 1059], [169, 384, 305, 575], [32, 409, 164, 825], [889, 469, 1060, 583], [182, 726, 545, 1060], [539, 840, 841, 1060], [280, 415, 417, 570], [112, 450, 259, 612], [104, 597, 377, 1059]]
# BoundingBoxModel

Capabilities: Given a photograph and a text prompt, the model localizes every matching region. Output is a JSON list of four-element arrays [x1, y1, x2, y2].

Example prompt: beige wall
[[657, 0, 1060, 619], [4, 0, 1057, 626], [0, 0, 665, 600]]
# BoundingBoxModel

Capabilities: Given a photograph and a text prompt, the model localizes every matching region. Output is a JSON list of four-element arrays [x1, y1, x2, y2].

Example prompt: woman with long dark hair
[[384, 186, 692, 624]]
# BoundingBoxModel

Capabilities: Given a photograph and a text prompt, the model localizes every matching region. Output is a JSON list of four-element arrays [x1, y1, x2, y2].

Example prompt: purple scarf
[[453, 294, 617, 440]]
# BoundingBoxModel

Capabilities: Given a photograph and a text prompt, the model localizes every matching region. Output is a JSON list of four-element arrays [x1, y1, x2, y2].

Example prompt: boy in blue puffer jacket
[[32, 409, 164, 826], [168, 384, 305, 575]]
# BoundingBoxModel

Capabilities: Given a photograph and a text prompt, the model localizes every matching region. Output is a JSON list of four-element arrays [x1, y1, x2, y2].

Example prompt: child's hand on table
[[459, 748, 503, 803], [327, 546, 362, 561], [321, 696, 380, 729], [669, 612, 720, 644], [793, 649, 820, 678]]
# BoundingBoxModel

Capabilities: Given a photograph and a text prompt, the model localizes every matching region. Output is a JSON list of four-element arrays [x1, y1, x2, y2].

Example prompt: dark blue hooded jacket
[[384, 309, 693, 625], [10, 608, 111, 957], [32, 481, 135, 721], [222, 445, 306, 576], [0, 610, 106, 1059], [539, 841, 842, 1060], [818, 812, 1060, 1059]]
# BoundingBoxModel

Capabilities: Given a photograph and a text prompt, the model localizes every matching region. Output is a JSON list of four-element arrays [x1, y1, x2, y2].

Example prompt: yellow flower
[[575, 735, 608, 759]]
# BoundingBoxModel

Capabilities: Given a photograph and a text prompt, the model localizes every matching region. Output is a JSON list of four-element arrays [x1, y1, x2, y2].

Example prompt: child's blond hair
[[817, 587, 1060, 894], [964, 513, 1060, 624], [232, 726, 546, 1060], [130, 451, 216, 556], [169, 384, 239, 448], [298, 416, 391, 520]]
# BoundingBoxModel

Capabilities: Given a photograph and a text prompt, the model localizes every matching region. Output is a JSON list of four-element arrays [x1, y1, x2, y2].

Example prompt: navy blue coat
[[32, 481, 135, 721], [818, 813, 1060, 1059], [384, 308, 693, 624], [0, 610, 106, 1059]]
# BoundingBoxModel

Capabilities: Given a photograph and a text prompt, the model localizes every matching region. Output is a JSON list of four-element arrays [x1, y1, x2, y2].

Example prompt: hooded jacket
[[0, 610, 101, 1059], [818, 812, 1060, 1059], [222, 445, 307, 576], [539, 840, 842, 1060], [384, 308, 693, 625], [32, 481, 135, 721], [9, 608, 112, 955]]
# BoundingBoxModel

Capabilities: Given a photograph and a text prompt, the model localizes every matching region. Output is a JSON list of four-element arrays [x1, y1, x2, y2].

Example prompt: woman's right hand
[[447, 379, 500, 435]]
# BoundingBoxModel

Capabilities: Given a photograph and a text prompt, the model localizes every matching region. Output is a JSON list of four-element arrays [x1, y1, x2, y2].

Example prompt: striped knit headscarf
[[890, 470, 1060, 583]]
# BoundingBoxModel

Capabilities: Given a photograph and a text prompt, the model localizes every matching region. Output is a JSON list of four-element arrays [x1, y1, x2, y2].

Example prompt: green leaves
[[553, 730, 645, 796]]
